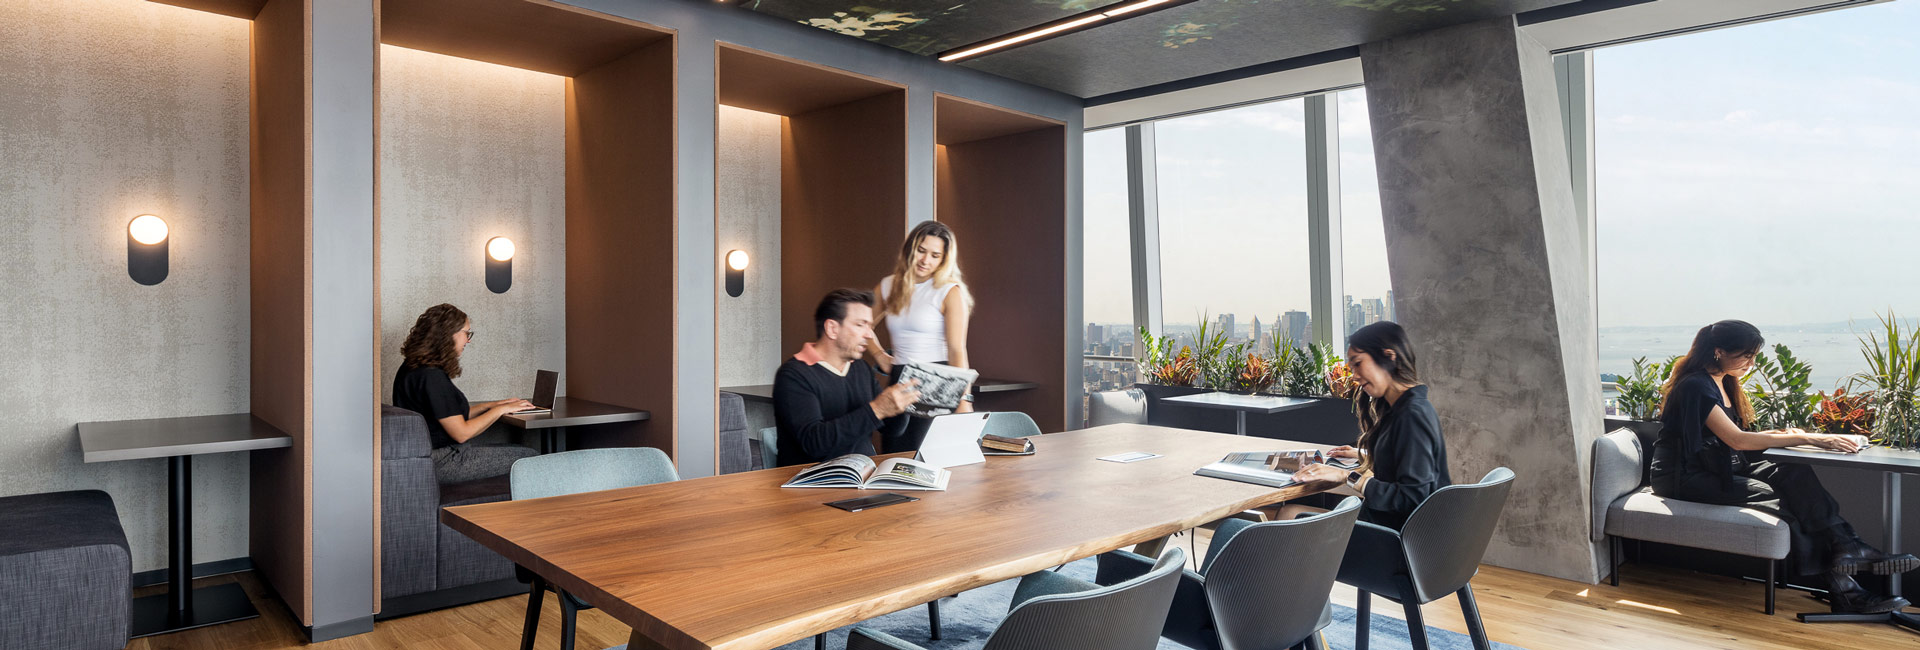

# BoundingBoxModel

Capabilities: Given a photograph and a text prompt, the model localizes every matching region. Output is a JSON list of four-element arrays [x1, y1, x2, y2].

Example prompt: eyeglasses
[[461, 329, 476, 341]]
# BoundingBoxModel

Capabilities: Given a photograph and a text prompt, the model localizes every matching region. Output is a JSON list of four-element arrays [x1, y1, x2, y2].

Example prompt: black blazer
[[1360, 385, 1452, 530]]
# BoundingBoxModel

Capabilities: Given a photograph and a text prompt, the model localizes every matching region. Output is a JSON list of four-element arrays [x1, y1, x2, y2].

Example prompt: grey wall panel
[[378, 46, 567, 405], [311, 0, 378, 629], [715, 106, 782, 387], [0, 0, 251, 573]]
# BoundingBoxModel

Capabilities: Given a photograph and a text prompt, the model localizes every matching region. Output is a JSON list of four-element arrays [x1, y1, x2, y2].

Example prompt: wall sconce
[[724, 249, 749, 297], [128, 214, 169, 285], [486, 236, 514, 294]]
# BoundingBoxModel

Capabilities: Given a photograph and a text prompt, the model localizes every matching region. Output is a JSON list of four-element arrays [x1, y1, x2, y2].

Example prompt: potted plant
[[1811, 388, 1877, 437], [1850, 311, 1920, 448], [1748, 344, 1818, 431], [1606, 356, 1675, 447]]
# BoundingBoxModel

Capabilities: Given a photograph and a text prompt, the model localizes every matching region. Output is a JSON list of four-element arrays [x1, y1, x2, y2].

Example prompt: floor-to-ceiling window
[[1595, 1, 1918, 405], [1154, 99, 1311, 352], [1337, 88, 1393, 343], [1082, 127, 1136, 421]]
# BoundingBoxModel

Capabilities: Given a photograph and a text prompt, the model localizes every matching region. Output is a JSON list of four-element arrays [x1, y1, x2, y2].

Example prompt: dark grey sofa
[[0, 490, 131, 650], [378, 405, 525, 619]]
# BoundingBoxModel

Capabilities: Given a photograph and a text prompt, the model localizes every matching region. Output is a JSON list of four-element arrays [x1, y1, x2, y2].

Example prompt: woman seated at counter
[[393, 303, 537, 484]]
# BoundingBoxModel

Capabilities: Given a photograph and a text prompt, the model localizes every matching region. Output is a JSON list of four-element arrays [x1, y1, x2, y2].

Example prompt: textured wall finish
[[0, 0, 250, 573], [379, 46, 566, 407], [715, 105, 783, 387], [1361, 17, 1602, 582]]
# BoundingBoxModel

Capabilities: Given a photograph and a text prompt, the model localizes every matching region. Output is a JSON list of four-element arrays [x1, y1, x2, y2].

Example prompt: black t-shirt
[[772, 357, 909, 467], [393, 365, 469, 449], [1652, 372, 1744, 481], [1359, 385, 1452, 530]]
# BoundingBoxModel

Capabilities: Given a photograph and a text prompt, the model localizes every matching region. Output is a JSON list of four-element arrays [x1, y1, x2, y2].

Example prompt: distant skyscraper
[[1361, 298, 1385, 326], [1281, 310, 1310, 347], [1086, 323, 1106, 348], [1252, 317, 1262, 345], [1218, 313, 1236, 341], [1347, 303, 1364, 336], [1385, 290, 1395, 322]]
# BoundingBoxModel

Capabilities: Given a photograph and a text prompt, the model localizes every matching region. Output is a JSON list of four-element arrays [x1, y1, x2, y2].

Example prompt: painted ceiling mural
[[735, 0, 1589, 97]]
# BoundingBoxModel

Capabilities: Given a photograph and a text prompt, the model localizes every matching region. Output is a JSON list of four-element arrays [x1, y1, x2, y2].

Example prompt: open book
[[782, 454, 952, 491], [1786, 434, 1874, 454], [1195, 450, 1327, 488]]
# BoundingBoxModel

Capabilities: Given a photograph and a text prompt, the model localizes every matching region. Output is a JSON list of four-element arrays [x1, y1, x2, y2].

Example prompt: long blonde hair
[[885, 221, 971, 316]]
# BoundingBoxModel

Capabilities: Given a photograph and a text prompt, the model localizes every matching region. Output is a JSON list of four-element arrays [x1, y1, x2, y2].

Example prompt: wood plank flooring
[[130, 529, 1919, 650]]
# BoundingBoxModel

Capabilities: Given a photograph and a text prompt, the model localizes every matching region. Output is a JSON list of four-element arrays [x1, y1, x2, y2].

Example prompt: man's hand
[[871, 379, 921, 419]]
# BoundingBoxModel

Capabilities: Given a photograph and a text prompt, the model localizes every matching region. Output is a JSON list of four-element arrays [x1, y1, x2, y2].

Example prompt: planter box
[[1134, 383, 1359, 446]]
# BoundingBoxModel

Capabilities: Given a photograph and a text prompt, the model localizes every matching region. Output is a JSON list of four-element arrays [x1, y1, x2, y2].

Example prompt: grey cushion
[[0, 490, 131, 650], [1605, 492, 1791, 560], [382, 405, 432, 460], [717, 392, 755, 474], [1590, 429, 1645, 542], [1087, 389, 1147, 427]]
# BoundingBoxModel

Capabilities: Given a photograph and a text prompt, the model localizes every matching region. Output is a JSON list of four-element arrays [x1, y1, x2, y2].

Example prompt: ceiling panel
[[738, 0, 1133, 57]]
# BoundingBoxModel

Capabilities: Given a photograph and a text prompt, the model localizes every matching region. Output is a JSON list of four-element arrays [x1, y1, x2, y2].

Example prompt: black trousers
[[1653, 459, 1848, 576]]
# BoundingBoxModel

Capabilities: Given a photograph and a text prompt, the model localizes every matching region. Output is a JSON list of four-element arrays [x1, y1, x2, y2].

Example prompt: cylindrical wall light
[[128, 214, 169, 285], [486, 236, 514, 294], [724, 249, 749, 297]]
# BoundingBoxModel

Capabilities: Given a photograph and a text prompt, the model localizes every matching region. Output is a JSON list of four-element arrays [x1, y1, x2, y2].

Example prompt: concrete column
[[1361, 17, 1603, 582]]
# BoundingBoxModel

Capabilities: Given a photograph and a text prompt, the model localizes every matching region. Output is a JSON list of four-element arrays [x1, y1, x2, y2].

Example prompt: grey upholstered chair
[[717, 392, 757, 474], [1337, 467, 1515, 650], [1096, 496, 1364, 650], [1087, 388, 1148, 427], [1591, 428, 1789, 613], [846, 547, 1189, 650], [511, 448, 678, 650], [983, 411, 1043, 438], [0, 490, 130, 650]]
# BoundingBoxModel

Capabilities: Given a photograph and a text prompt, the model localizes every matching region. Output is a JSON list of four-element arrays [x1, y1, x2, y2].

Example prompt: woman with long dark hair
[[1291, 321, 1451, 529], [392, 303, 538, 484], [1652, 319, 1913, 613]]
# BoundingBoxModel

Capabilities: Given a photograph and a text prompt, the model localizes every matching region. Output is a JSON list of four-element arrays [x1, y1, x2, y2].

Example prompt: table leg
[[1886, 472, 1902, 598], [1133, 535, 1171, 558], [625, 629, 672, 650], [129, 456, 259, 637], [1235, 411, 1247, 436], [556, 426, 568, 453]]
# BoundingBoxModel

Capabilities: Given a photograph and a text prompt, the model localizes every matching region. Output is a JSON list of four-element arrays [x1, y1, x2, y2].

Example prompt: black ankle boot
[[1829, 535, 1920, 575], [1827, 573, 1910, 614]]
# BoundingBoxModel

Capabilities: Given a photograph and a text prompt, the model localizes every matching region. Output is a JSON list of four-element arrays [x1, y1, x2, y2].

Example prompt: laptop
[[512, 370, 559, 414]]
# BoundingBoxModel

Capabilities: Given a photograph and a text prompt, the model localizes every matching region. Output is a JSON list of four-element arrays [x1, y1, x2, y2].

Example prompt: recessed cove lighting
[[936, 0, 1196, 63]]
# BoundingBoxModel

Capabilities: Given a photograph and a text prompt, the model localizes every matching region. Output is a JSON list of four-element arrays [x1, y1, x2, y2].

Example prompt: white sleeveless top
[[879, 277, 958, 364]]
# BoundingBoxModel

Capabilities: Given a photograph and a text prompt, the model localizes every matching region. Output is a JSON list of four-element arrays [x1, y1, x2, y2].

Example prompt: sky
[[1083, 1, 1918, 332]]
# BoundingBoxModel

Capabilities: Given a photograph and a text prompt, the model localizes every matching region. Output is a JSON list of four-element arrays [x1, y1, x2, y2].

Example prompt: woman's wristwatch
[[1346, 471, 1365, 490]]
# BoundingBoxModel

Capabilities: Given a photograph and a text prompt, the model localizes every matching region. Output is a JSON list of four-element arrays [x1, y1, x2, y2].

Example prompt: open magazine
[[782, 454, 952, 491], [1195, 450, 1328, 488], [890, 361, 981, 416], [1786, 433, 1874, 454]]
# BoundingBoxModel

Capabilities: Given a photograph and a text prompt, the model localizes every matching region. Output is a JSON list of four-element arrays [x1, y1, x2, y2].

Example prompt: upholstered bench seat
[[0, 490, 132, 650], [1605, 491, 1790, 560]]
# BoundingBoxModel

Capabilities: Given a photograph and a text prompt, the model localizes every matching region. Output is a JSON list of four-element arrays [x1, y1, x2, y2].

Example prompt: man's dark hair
[[814, 288, 875, 337]]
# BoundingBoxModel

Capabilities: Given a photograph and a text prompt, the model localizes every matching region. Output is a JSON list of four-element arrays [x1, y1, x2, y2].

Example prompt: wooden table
[[1160, 392, 1320, 435], [501, 396, 650, 453], [720, 378, 1039, 404], [1763, 445, 1920, 631], [442, 424, 1327, 650], [77, 413, 293, 638]]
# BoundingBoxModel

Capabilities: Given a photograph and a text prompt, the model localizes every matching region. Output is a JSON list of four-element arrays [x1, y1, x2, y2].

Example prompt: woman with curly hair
[[393, 303, 537, 484]]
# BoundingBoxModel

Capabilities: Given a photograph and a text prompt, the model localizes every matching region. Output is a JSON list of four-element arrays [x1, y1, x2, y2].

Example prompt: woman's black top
[[1361, 384, 1452, 530], [393, 365, 469, 449], [1650, 372, 1745, 483]]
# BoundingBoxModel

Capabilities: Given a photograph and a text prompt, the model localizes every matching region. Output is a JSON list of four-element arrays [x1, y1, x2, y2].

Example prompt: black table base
[[1796, 609, 1920, 631], [132, 456, 260, 638], [131, 582, 259, 638]]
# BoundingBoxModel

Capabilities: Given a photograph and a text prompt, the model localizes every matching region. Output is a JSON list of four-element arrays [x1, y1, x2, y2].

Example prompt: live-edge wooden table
[[442, 424, 1330, 650]]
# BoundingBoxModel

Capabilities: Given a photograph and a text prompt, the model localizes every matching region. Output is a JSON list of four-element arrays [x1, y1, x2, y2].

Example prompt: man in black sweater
[[773, 289, 919, 467]]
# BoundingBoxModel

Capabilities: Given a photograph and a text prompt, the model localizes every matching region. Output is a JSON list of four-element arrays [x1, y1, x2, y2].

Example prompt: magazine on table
[[1195, 449, 1329, 488], [1785, 434, 1874, 454], [782, 454, 951, 491]]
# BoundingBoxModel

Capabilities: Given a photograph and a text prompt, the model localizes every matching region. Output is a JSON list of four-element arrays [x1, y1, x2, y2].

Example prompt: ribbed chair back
[[509, 447, 678, 501], [1206, 496, 1363, 650], [1399, 467, 1515, 603], [982, 411, 1043, 439], [981, 547, 1187, 650]]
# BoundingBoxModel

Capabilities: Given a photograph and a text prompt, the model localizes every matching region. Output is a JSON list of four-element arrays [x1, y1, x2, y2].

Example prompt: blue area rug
[[767, 559, 1526, 650]]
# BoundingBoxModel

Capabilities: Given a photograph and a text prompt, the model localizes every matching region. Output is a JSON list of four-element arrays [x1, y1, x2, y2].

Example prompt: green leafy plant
[[1748, 344, 1818, 431], [1851, 311, 1920, 448], [1282, 342, 1337, 397], [1136, 326, 1178, 384], [1615, 356, 1676, 421], [1189, 315, 1241, 390]]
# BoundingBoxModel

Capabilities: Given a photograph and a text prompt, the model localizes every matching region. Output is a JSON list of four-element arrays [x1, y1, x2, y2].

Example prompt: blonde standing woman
[[869, 221, 975, 413]]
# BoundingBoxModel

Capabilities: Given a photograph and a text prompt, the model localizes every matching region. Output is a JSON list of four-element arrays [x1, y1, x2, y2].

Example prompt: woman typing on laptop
[[393, 303, 537, 484]]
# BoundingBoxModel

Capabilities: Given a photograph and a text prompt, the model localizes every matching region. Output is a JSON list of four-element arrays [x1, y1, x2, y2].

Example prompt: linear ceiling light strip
[[937, 0, 1197, 63]]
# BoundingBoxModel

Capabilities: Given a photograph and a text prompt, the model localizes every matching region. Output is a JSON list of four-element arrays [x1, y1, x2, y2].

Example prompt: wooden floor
[[132, 533, 1920, 650]]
